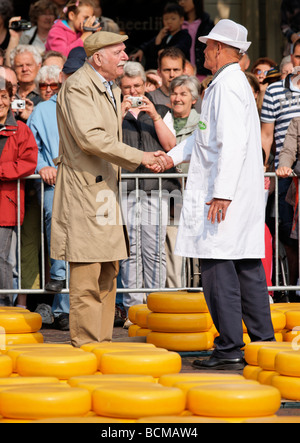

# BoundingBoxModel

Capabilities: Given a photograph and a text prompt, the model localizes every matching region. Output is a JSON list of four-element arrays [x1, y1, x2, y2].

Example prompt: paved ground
[[41, 325, 300, 418]]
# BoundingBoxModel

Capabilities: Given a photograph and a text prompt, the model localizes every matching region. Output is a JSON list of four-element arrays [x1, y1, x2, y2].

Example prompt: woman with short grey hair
[[35, 65, 61, 101], [169, 75, 201, 103]]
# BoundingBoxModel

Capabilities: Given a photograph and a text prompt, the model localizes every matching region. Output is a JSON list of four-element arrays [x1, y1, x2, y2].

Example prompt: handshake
[[141, 151, 174, 173]]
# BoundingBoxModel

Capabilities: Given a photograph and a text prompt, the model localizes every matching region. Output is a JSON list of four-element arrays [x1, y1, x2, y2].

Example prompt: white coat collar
[[209, 62, 241, 87]]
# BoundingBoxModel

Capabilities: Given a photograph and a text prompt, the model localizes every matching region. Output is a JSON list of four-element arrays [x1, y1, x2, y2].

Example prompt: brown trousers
[[69, 261, 119, 348]]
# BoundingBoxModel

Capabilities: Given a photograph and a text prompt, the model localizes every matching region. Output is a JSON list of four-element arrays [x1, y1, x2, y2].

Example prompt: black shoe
[[52, 313, 69, 331], [193, 356, 246, 371], [45, 280, 66, 293]]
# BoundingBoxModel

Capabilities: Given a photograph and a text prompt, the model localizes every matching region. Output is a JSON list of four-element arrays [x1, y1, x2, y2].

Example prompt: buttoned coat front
[[51, 62, 143, 263]]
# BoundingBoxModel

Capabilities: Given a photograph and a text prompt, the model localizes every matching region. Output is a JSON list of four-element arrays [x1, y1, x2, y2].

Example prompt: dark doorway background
[[12, 0, 170, 54]]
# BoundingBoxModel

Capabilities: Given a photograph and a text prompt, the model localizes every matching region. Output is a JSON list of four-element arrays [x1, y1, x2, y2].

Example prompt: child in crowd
[[45, 0, 100, 57], [131, 3, 191, 70]]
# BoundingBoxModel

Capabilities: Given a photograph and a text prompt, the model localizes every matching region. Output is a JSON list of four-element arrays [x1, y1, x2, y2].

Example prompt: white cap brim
[[199, 33, 251, 53]]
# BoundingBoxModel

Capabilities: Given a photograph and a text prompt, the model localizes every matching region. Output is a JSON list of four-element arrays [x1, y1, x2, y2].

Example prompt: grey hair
[[122, 61, 146, 83], [10, 45, 42, 67], [170, 75, 201, 101], [35, 65, 61, 85]]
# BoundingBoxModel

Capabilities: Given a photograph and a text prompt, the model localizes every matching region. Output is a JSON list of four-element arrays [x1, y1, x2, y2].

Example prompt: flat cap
[[84, 31, 128, 57]]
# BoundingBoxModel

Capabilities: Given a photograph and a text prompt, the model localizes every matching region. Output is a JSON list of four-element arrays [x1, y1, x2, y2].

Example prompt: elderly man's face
[[204, 39, 219, 74], [95, 43, 129, 81], [14, 52, 41, 85]]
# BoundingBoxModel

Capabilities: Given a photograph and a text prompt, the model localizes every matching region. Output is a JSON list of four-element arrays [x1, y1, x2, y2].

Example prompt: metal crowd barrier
[[0, 172, 299, 296]]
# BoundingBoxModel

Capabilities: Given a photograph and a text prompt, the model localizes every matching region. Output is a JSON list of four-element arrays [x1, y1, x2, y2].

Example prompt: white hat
[[198, 19, 251, 53]]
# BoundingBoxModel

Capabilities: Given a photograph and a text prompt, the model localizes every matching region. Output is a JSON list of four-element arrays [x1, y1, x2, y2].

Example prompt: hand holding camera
[[82, 17, 102, 34], [9, 17, 32, 33]]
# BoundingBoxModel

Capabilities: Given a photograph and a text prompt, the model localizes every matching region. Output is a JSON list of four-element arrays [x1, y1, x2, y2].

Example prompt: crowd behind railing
[[1, 0, 300, 332]]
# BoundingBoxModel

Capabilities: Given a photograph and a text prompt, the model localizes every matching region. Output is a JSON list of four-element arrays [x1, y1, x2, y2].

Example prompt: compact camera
[[128, 96, 144, 108], [83, 18, 102, 32], [9, 20, 32, 32], [11, 100, 26, 110]]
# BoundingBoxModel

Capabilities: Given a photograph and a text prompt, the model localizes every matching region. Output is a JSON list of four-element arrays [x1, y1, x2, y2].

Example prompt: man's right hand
[[276, 166, 293, 178], [39, 166, 57, 186]]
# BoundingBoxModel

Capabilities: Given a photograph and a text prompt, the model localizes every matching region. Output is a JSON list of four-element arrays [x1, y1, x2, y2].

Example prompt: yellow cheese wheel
[[136, 328, 152, 337], [271, 310, 287, 332], [128, 325, 140, 337], [32, 417, 123, 423], [147, 313, 213, 333], [0, 308, 29, 313], [136, 416, 228, 423], [0, 377, 59, 387], [0, 386, 91, 420], [100, 351, 182, 377], [244, 342, 292, 366], [159, 373, 244, 387], [257, 371, 279, 386], [272, 375, 300, 401], [92, 383, 185, 419], [16, 349, 98, 379], [7, 345, 75, 372], [147, 331, 214, 352], [270, 303, 300, 313], [147, 291, 209, 313], [187, 383, 281, 418], [68, 374, 155, 387], [175, 380, 258, 396], [275, 351, 300, 377], [0, 312, 42, 334], [1, 343, 71, 354], [257, 345, 293, 371], [92, 345, 166, 368], [243, 365, 263, 381], [285, 310, 300, 330], [282, 329, 300, 342], [135, 308, 151, 328], [80, 342, 155, 353], [128, 304, 148, 324], [4, 332, 44, 346], [78, 380, 156, 394], [0, 355, 12, 378], [244, 416, 300, 423]]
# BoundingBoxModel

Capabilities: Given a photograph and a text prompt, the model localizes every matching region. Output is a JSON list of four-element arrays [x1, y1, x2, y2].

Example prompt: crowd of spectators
[[1, 0, 300, 331]]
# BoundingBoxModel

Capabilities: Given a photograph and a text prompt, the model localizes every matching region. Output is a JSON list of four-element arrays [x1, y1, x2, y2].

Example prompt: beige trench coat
[[51, 62, 144, 263]]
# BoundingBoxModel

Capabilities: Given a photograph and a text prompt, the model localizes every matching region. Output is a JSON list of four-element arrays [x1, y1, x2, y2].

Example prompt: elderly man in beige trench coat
[[51, 32, 166, 347]]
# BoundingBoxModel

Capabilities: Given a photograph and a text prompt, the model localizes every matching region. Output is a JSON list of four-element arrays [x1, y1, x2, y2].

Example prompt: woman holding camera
[[45, 0, 100, 57], [118, 61, 179, 323], [0, 77, 38, 306]]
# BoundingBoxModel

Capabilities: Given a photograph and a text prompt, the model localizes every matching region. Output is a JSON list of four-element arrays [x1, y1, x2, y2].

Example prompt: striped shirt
[[261, 76, 300, 169]]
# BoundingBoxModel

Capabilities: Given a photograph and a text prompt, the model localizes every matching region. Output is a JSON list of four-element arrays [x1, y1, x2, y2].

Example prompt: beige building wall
[[205, 0, 284, 66]]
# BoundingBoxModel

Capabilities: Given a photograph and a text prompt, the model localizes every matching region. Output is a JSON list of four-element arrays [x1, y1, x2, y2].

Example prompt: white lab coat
[[169, 63, 265, 260]]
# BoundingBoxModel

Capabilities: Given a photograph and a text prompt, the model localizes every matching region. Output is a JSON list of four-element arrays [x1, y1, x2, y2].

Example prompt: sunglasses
[[39, 83, 60, 91], [254, 69, 269, 76]]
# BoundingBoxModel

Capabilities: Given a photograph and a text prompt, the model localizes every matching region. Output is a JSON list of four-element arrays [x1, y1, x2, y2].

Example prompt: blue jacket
[[27, 95, 59, 173]]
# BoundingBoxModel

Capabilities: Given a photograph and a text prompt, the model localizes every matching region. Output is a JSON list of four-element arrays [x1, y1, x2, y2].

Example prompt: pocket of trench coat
[[82, 181, 117, 226]]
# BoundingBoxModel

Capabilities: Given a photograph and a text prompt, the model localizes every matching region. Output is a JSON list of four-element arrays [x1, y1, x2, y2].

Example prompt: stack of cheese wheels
[[0, 307, 43, 346], [271, 350, 300, 401], [186, 382, 281, 421], [127, 304, 151, 337], [282, 309, 300, 343], [145, 292, 214, 352], [243, 341, 294, 385]]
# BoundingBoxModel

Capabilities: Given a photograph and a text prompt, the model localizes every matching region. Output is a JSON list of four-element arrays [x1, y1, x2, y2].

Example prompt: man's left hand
[[206, 198, 232, 224]]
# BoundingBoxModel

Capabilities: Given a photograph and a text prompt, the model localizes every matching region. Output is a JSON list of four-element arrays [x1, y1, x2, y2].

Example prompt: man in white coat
[[158, 19, 275, 370]]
